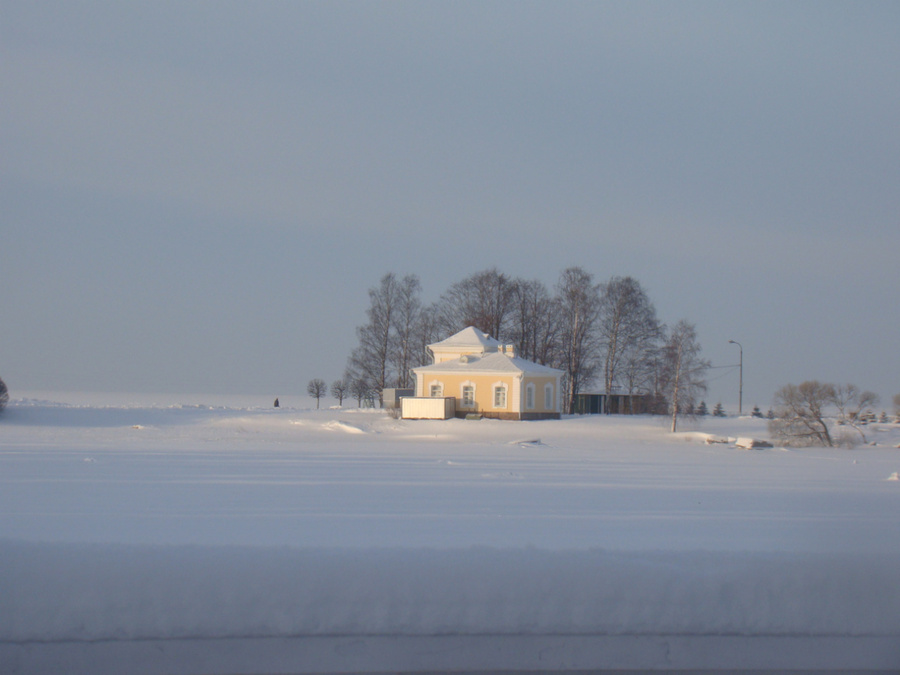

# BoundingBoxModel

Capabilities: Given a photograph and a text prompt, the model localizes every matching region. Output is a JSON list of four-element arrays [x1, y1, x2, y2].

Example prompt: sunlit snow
[[2, 393, 899, 673]]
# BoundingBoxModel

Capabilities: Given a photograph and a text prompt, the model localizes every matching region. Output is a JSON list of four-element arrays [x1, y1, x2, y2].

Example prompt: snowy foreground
[[2, 393, 899, 674]]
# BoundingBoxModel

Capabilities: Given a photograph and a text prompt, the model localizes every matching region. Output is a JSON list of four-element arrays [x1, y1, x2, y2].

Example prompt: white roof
[[428, 327, 503, 352], [414, 351, 562, 376]]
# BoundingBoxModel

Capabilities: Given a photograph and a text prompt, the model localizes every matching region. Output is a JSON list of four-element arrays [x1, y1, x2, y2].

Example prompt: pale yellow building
[[410, 327, 562, 420]]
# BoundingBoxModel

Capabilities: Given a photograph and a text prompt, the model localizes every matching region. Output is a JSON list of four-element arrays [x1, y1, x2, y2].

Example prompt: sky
[[2, 1, 898, 410]]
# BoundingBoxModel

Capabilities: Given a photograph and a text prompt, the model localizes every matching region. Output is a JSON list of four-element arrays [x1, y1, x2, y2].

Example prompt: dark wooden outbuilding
[[573, 392, 651, 415]]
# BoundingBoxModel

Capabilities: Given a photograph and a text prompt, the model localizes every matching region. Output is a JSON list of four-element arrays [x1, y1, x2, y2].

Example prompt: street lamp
[[728, 340, 743, 415]]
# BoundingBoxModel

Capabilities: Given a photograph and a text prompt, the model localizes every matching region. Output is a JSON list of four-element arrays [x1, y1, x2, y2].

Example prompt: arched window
[[544, 383, 554, 410], [429, 381, 443, 397], [525, 383, 535, 409]]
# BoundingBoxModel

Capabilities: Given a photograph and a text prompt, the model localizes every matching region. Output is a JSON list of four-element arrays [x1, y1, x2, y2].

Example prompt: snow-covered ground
[[2, 392, 899, 673]]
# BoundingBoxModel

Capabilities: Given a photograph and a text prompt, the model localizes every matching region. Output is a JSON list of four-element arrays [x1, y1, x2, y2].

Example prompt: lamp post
[[728, 340, 743, 415]]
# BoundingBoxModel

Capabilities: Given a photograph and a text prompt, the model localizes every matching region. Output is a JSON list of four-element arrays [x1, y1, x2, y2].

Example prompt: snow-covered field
[[2, 392, 899, 673]]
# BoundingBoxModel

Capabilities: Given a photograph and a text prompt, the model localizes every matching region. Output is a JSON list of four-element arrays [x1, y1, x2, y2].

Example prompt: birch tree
[[555, 267, 603, 414], [347, 273, 399, 404], [598, 276, 662, 404], [660, 320, 710, 432], [347, 272, 427, 403], [508, 278, 561, 365], [392, 274, 424, 389], [619, 338, 661, 413], [349, 378, 371, 407], [415, 302, 442, 371]]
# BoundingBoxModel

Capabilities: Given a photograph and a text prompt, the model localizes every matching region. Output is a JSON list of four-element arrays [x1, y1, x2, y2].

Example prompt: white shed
[[401, 397, 456, 420]]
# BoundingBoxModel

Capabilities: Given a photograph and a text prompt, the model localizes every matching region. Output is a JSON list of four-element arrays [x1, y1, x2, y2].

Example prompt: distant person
[[274, 398, 280, 408]]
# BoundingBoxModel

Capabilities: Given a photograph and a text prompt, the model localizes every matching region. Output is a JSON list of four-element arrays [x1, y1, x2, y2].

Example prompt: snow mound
[[735, 437, 774, 449], [324, 420, 366, 434]]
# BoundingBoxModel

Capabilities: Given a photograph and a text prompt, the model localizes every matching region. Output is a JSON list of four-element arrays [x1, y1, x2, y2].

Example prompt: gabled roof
[[413, 351, 562, 376], [428, 327, 502, 353]]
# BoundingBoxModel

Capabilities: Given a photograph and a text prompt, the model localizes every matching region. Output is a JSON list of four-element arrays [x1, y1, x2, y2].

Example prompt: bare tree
[[598, 276, 662, 404], [347, 273, 402, 405], [348, 273, 398, 404], [832, 384, 879, 445], [660, 320, 710, 432], [415, 302, 442, 367], [769, 381, 836, 447], [435, 268, 515, 340], [555, 267, 603, 414], [770, 381, 880, 447], [330, 379, 348, 406], [508, 278, 561, 365], [307, 378, 327, 409], [643, 345, 670, 415], [392, 274, 423, 389], [349, 377, 371, 407], [347, 272, 426, 404], [619, 338, 662, 412], [0, 376, 8, 413]]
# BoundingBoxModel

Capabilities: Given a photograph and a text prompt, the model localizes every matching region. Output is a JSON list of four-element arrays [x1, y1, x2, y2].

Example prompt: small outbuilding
[[400, 396, 456, 420], [573, 391, 651, 415], [383, 388, 414, 410]]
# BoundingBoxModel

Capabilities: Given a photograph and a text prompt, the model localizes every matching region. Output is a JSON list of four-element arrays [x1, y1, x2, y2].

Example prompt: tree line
[[340, 267, 709, 429]]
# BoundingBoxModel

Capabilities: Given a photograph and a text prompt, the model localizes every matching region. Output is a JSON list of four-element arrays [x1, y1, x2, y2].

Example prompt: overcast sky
[[2, 1, 898, 410]]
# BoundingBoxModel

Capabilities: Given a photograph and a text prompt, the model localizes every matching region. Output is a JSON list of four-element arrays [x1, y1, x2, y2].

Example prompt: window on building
[[430, 383, 443, 397], [493, 385, 507, 408], [544, 384, 554, 410], [526, 384, 535, 409], [462, 385, 475, 407]]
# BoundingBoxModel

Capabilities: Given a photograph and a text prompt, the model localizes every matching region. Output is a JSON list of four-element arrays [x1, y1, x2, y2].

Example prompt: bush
[[0, 376, 8, 413], [769, 381, 879, 447], [769, 381, 835, 447]]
